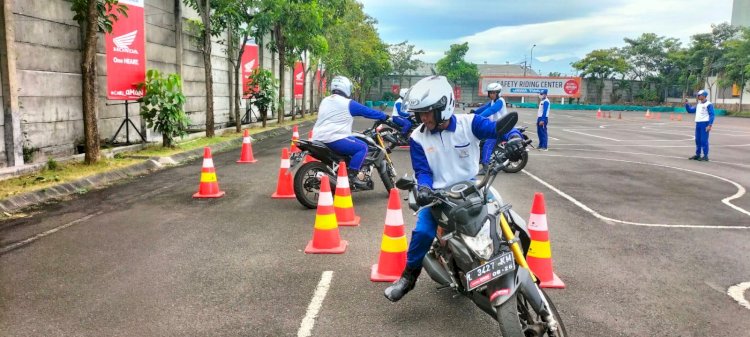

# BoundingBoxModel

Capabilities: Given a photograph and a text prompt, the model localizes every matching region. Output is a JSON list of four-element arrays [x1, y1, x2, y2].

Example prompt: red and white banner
[[293, 62, 304, 99], [241, 44, 259, 98], [391, 85, 400, 95], [478, 76, 582, 98], [106, 0, 146, 100], [453, 85, 462, 101], [314, 69, 321, 88]]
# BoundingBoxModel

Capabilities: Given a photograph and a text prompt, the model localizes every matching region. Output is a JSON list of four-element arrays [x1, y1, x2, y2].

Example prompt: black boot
[[384, 267, 421, 302], [477, 164, 488, 176], [348, 171, 368, 190]]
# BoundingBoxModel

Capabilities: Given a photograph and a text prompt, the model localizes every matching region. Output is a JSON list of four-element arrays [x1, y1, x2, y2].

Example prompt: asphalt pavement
[[1, 108, 749, 336]]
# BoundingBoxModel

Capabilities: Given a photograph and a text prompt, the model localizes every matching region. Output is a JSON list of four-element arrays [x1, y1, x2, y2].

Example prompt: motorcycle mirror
[[495, 112, 518, 136], [395, 176, 415, 190]]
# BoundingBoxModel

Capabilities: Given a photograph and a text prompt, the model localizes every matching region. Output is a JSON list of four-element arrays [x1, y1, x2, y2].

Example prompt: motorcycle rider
[[537, 89, 550, 151], [312, 76, 389, 188], [474, 82, 508, 175], [392, 88, 413, 136], [384, 75, 525, 302]]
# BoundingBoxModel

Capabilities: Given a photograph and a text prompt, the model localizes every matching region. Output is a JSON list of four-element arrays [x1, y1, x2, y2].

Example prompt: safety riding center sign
[[478, 76, 582, 98], [106, 0, 146, 100]]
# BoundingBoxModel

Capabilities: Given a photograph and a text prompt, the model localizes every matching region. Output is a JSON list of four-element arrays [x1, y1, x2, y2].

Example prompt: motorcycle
[[395, 112, 566, 337], [289, 121, 398, 209], [377, 115, 419, 151], [481, 126, 532, 174]]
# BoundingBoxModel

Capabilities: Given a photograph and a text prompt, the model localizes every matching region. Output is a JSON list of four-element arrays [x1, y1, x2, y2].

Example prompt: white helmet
[[330, 76, 353, 98], [399, 88, 409, 99], [487, 82, 502, 94], [407, 75, 455, 123]]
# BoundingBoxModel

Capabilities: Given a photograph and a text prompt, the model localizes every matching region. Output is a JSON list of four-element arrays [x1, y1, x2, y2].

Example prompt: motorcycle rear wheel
[[293, 162, 336, 209], [496, 289, 567, 337]]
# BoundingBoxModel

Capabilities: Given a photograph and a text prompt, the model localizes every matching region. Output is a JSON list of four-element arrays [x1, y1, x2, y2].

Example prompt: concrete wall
[[3, 0, 316, 166]]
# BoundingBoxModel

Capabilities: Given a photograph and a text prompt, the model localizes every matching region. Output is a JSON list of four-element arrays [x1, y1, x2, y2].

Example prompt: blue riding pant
[[695, 121, 710, 157], [537, 117, 549, 149], [325, 136, 368, 171]]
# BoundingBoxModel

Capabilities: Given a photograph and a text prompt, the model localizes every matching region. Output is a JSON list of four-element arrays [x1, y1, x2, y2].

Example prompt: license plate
[[465, 252, 515, 291]]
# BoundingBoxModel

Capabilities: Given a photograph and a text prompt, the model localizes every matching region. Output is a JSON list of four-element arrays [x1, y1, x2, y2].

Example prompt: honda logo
[[112, 30, 139, 54]]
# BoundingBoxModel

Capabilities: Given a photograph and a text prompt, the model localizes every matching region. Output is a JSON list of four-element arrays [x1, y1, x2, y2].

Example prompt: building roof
[[399, 62, 538, 77]]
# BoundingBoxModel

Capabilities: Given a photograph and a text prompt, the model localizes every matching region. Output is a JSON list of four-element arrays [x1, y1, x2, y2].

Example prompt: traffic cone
[[237, 129, 258, 163], [669, 113, 674, 121], [303, 130, 317, 163], [645, 109, 651, 119], [371, 188, 408, 282], [677, 114, 683, 121], [656, 112, 661, 120], [333, 162, 360, 226], [596, 108, 602, 119], [305, 175, 347, 254], [193, 147, 226, 198], [526, 192, 565, 289], [271, 148, 295, 199], [290, 125, 301, 153]]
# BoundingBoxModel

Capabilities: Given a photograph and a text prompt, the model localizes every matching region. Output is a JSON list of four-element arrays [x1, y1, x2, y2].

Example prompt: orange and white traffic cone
[[271, 148, 295, 199], [290, 125, 301, 153], [371, 188, 407, 282], [193, 147, 225, 198], [237, 129, 258, 163], [596, 108, 602, 119], [333, 162, 360, 226], [526, 192, 565, 289], [656, 112, 661, 120], [305, 175, 347, 254], [645, 109, 651, 119], [303, 130, 317, 163], [677, 114, 683, 121]]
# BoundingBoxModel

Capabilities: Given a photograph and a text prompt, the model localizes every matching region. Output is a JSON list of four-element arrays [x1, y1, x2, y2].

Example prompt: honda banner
[[106, 0, 146, 100], [478, 76, 582, 98], [391, 85, 400, 95], [454, 85, 462, 101], [241, 44, 259, 98], [293, 62, 304, 99]]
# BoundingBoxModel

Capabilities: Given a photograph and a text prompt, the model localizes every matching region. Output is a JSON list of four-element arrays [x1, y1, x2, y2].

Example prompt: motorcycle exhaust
[[422, 254, 452, 286]]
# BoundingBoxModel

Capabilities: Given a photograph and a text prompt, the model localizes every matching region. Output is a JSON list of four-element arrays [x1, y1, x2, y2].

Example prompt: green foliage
[[70, 0, 128, 33], [381, 92, 397, 101], [571, 48, 628, 80], [137, 70, 190, 148], [246, 68, 279, 124], [47, 158, 60, 171], [435, 42, 479, 85], [389, 41, 424, 81], [718, 27, 750, 90]]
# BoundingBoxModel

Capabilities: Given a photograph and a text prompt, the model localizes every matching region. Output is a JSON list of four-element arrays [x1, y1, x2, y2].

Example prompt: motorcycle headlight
[[461, 219, 493, 260]]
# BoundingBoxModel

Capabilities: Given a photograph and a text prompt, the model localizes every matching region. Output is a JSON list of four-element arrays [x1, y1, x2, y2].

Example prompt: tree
[[684, 23, 741, 94], [621, 33, 682, 102], [435, 42, 479, 86], [70, 0, 128, 164], [137, 70, 189, 147], [245, 68, 278, 127], [571, 48, 628, 104], [718, 27, 750, 109], [389, 41, 424, 86], [183, 0, 217, 137]]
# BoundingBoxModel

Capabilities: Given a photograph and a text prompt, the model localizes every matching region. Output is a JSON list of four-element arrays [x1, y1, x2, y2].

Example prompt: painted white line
[[546, 148, 750, 168], [728, 282, 750, 310], [563, 129, 621, 141], [523, 130, 560, 141], [0, 211, 105, 254], [298, 271, 334, 337], [522, 156, 750, 228], [551, 143, 750, 148]]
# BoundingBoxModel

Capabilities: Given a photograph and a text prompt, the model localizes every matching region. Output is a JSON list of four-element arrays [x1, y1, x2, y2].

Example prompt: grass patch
[[0, 158, 143, 198], [134, 115, 317, 157], [727, 111, 750, 118]]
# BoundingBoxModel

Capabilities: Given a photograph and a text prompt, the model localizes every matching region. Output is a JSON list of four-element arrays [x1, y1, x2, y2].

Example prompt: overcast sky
[[359, 0, 735, 75]]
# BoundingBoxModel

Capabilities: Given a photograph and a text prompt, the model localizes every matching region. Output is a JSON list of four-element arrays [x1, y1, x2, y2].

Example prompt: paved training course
[[1, 108, 749, 336]]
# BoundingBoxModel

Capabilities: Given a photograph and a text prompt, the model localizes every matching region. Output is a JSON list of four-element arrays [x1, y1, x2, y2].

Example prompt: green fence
[[512, 103, 727, 116]]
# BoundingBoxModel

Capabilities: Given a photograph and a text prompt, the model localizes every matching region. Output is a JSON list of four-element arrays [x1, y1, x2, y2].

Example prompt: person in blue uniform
[[684, 89, 715, 161]]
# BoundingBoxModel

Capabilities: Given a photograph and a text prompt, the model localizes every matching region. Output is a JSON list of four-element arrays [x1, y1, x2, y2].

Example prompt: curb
[[0, 120, 316, 213]]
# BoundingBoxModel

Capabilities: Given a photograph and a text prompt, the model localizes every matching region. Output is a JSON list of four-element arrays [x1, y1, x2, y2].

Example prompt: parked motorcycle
[[290, 121, 397, 209], [396, 112, 566, 337], [480, 126, 532, 174]]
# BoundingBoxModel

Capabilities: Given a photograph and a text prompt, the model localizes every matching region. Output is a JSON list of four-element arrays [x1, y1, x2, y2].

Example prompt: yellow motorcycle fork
[[498, 212, 538, 283], [375, 133, 394, 164]]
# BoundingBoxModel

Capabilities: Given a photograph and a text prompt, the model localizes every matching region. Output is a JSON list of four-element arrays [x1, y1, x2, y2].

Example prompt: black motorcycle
[[378, 115, 419, 151], [396, 112, 566, 337], [290, 121, 397, 209]]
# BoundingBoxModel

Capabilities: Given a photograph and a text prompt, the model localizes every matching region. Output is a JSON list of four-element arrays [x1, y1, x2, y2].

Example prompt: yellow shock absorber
[[499, 212, 538, 283], [376, 133, 393, 163]]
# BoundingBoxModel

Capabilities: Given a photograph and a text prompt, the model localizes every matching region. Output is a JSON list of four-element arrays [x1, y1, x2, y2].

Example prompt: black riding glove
[[504, 139, 524, 162], [416, 186, 433, 206], [469, 109, 476, 114]]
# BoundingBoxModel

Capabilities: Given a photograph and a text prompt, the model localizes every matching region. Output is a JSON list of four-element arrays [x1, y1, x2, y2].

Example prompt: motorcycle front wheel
[[496, 289, 567, 337], [293, 162, 336, 209]]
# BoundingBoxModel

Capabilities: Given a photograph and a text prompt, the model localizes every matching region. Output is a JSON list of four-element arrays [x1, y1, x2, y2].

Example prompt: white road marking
[[563, 129, 621, 141], [0, 211, 105, 254], [298, 271, 334, 337], [551, 143, 750, 148], [523, 130, 560, 141], [522, 155, 750, 228], [727, 282, 750, 310], [543, 148, 750, 168]]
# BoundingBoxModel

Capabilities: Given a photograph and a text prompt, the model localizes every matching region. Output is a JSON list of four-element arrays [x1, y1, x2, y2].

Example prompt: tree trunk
[[200, 0, 214, 137], [276, 24, 285, 124], [163, 133, 171, 148], [81, 0, 100, 164]]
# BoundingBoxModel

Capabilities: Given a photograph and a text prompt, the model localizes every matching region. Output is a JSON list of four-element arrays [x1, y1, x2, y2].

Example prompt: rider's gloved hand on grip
[[504, 139, 524, 162], [416, 186, 433, 206], [469, 109, 476, 114]]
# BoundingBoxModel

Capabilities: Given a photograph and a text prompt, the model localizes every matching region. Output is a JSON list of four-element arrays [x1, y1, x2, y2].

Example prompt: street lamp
[[529, 44, 537, 75]]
